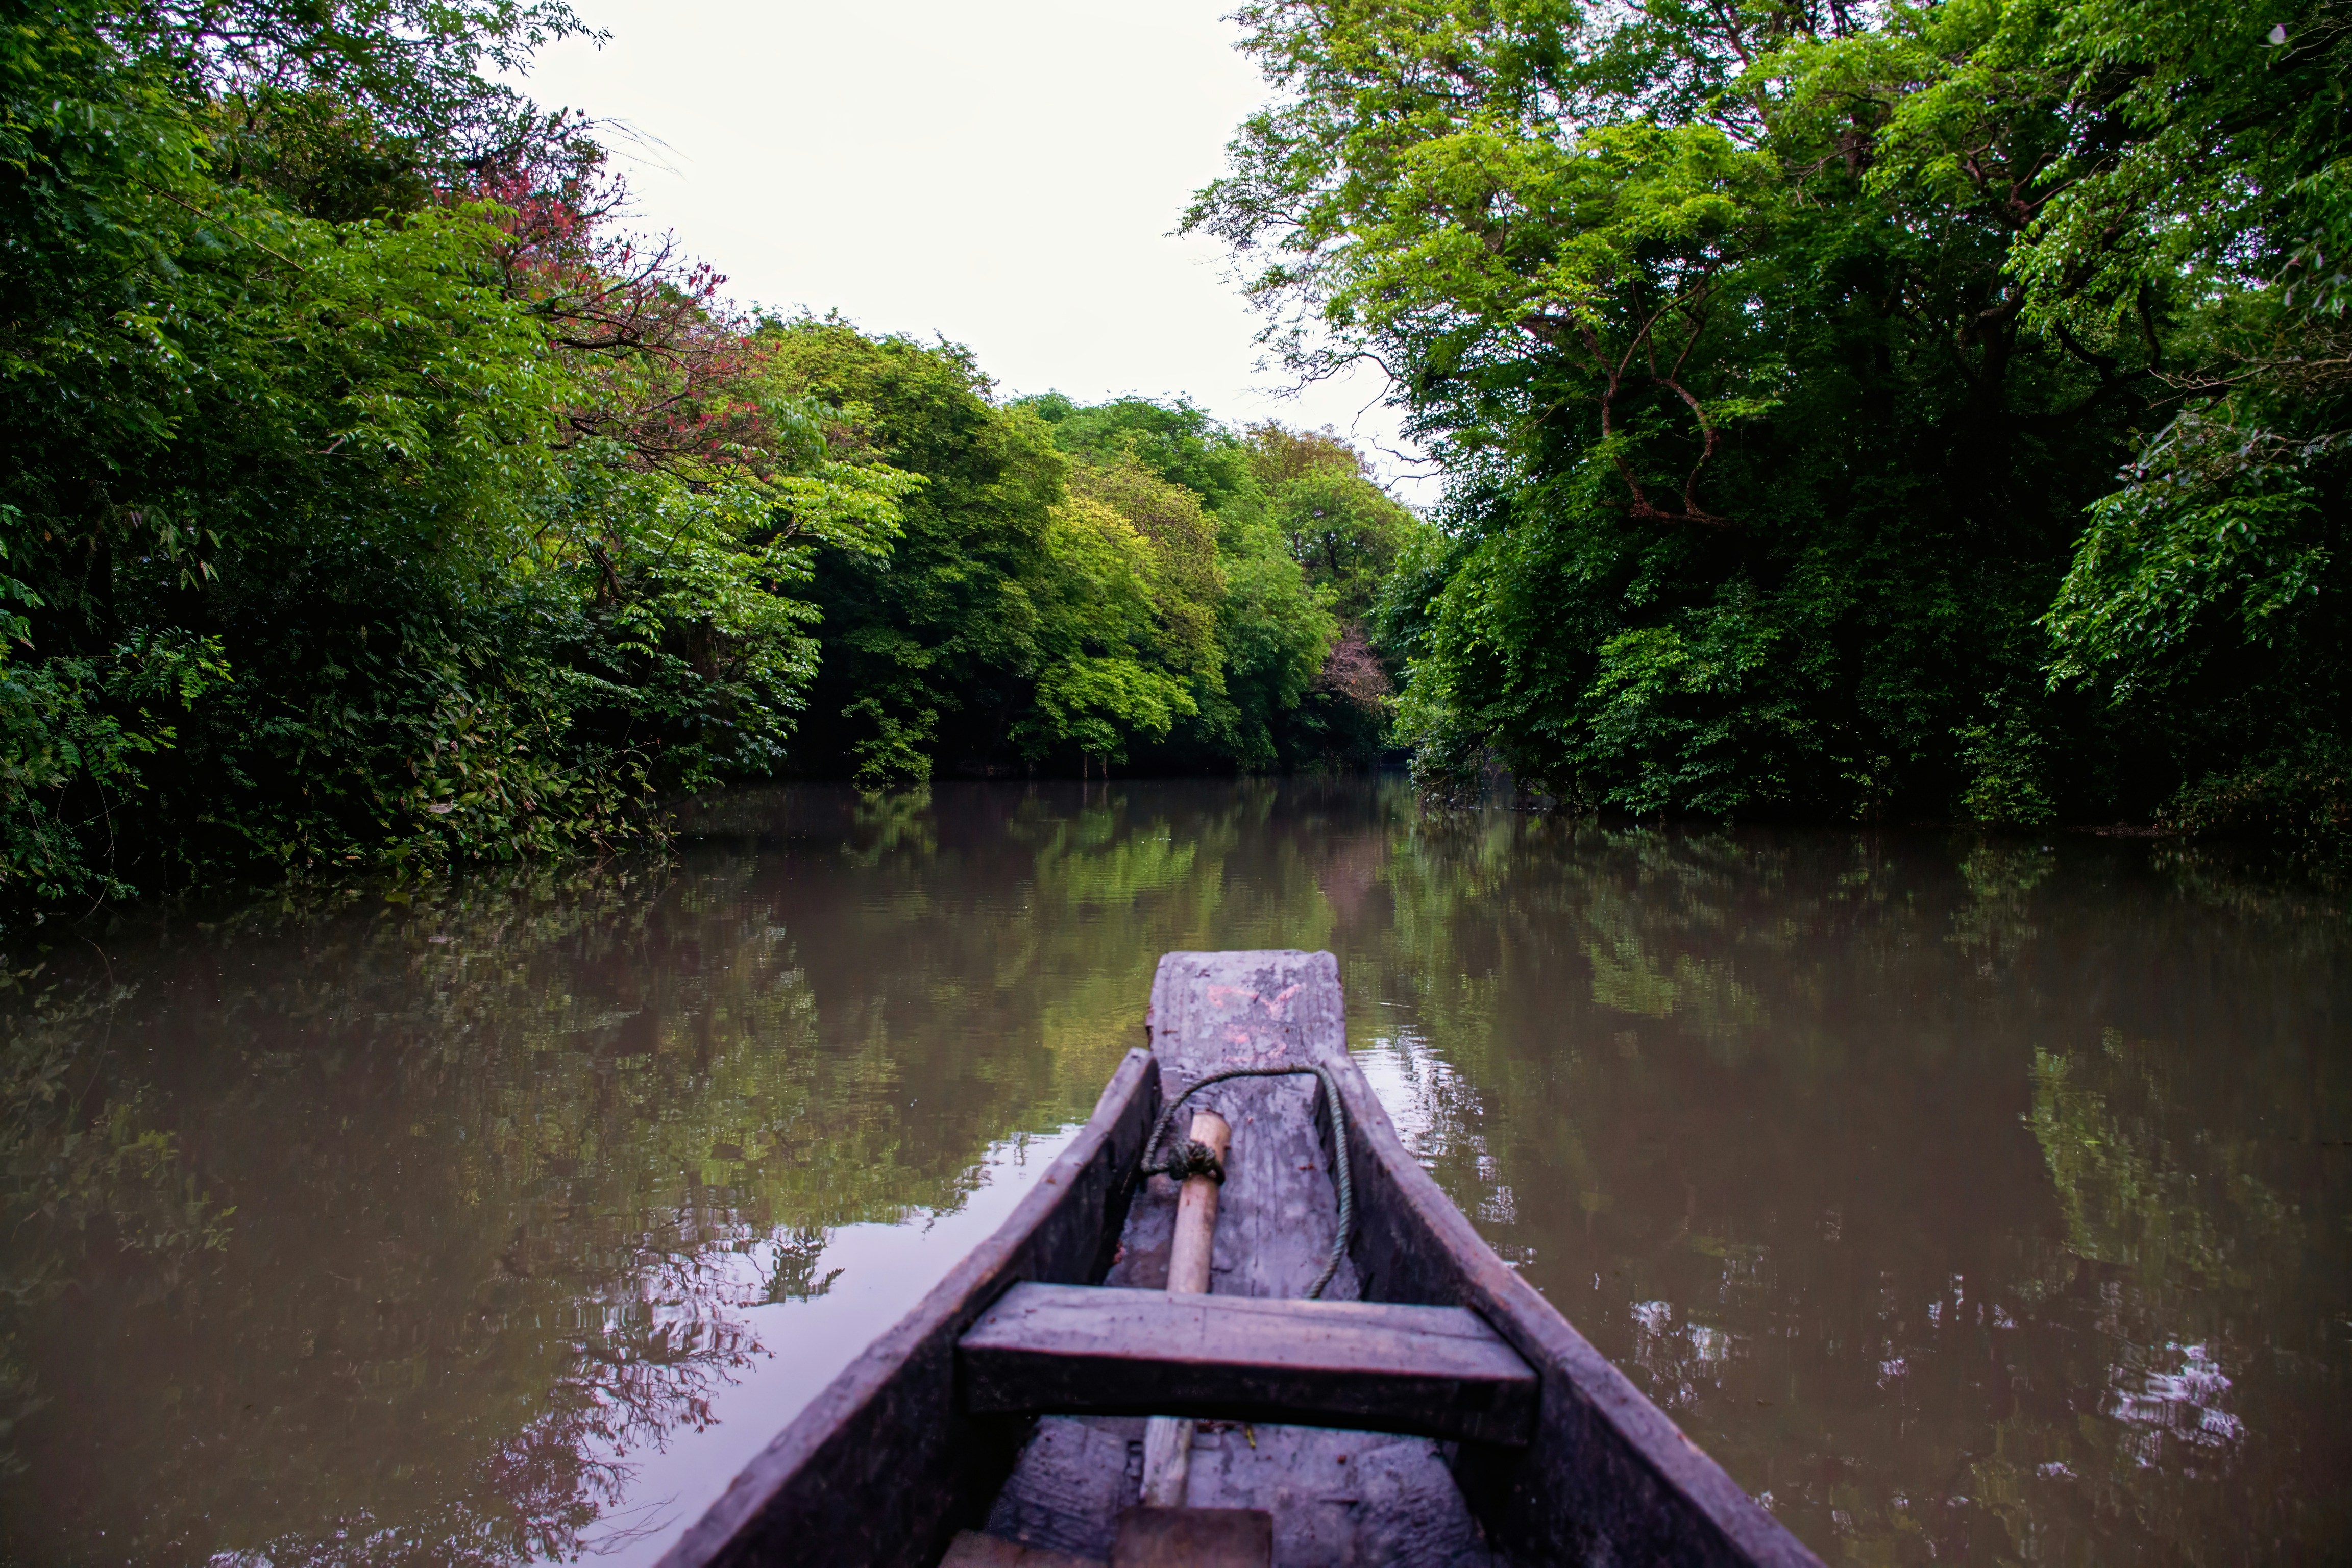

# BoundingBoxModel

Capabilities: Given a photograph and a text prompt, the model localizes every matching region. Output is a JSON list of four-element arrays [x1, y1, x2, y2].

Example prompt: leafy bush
[[2166, 740, 2352, 875]]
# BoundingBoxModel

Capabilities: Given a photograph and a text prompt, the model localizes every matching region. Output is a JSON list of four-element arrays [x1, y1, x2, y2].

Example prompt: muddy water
[[1, 780, 2344, 1564]]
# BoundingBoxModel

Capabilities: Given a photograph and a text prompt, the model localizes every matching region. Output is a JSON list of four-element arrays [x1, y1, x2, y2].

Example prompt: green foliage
[[1022, 393, 1261, 518], [1210, 510, 1336, 769], [763, 363, 1347, 783], [1063, 447, 1334, 771], [1246, 423, 1420, 628], [1020, 393, 1364, 769], [1, 624, 231, 904], [0, 1, 921, 922], [2164, 737, 2352, 875], [1190, 0, 2350, 859], [1016, 493, 1201, 765], [2015, 2, 2351, 862], [0, 0, 1429, 922], [1573, 585, 1833, 818], [1954, 700, 2059, 829], [762, 320, 1066, 786], [1066, 456, 1226, 686]]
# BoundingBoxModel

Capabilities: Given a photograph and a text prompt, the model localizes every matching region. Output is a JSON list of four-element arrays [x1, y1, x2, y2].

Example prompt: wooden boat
[[657, 951, 1823, 1567]]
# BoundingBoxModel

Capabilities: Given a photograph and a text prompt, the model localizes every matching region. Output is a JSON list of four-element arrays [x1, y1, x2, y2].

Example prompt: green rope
[[1151, 1137, 1227, 1185], [1139, 1063, 1354, 1301]]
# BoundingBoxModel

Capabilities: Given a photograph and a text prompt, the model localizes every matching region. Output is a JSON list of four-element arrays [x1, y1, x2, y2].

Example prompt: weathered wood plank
[[961, 1284, 1536, 1446], [1178, 1422, 1491, 1566], [653, 1050, 1162, 1568], [1144, 951, 1361, 1302], [939, 1529, 1104, 1568], [1111, 1507, 1272, 1567], [982, 1415, 1145, 1562]]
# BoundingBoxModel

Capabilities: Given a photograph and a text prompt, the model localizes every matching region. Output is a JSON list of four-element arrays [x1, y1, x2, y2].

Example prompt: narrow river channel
[[3, 779, 2344, 1564]]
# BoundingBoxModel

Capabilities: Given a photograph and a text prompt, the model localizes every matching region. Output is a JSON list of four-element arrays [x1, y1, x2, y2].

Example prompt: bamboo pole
[[1137, 1107, 1231, 1508]]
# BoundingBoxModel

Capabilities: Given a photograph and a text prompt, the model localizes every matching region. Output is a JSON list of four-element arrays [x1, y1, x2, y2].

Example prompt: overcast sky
[[521, 1, 1435, 496]]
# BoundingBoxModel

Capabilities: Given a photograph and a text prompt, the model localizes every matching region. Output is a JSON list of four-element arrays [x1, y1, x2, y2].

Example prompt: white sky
[[521, 1, 1436, 498]]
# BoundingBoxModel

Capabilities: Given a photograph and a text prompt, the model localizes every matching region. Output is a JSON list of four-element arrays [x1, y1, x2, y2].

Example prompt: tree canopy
[[1187, 0, 2350, 863]]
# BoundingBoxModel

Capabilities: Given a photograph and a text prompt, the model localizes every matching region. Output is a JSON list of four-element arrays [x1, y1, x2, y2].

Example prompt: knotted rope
[[1151, 1137, 1227, 1186], [1138, 1063, 1355, 1301]]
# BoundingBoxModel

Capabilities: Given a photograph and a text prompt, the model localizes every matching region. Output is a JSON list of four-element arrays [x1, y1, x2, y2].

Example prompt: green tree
[[1248, 424, 1419, 625], [1019, 393, 1263, 519], [0, 1, 910, 918], [1020, 394, 1339, 771], [1188, 0, 2342, 842], [2014, 1, 2352, 865], [761, 318, 1068, 786], [1015, 491, 1202, 769]]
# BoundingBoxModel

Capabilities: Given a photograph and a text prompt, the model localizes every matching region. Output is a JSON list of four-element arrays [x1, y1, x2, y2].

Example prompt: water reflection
[[2, 781, 2345, 1564], [1, 856, 1055, 1563], [1352, 810, 2349, 1562]]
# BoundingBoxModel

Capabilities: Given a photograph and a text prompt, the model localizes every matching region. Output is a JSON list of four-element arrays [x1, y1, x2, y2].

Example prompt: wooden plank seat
[[959, 1282, 1539, 1447]]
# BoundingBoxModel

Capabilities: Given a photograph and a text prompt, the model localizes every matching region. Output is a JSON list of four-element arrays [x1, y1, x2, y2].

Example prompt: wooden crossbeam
[[958, 1283, 1538, 1446]]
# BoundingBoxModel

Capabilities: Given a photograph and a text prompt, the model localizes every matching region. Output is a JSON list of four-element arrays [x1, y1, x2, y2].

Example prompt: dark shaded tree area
[[1189, 0, 2351, 866]]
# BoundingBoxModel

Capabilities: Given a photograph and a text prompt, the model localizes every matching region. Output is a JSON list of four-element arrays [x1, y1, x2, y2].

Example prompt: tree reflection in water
[[1355, 810, 2349, 1563], [2, 780, 2345, 1565], [0, 854, 1039, 1564]]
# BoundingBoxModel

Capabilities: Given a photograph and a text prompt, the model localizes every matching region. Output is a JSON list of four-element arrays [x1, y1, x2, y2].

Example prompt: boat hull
[[658, 952, 1821, 1567]]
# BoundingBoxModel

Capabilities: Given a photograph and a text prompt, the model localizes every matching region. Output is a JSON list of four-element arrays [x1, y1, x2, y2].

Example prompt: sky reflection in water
[[2, 779, 2344, 1563]]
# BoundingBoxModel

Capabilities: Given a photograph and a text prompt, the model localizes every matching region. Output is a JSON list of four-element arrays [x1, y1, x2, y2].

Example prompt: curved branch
[[1654, 373, 1730, 524]]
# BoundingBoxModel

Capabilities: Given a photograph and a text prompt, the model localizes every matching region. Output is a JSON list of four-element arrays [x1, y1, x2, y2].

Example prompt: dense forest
[[5, 0, 2348, 926], [1199, 0, 2350, 863], [0, 0, 1418, 920]]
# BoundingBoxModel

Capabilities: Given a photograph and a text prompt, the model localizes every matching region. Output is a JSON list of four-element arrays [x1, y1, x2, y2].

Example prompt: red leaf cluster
[[456, 130, 786, 478], [1314, 624, 1392, 712]]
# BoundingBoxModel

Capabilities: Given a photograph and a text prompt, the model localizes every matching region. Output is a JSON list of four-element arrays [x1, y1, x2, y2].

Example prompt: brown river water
[[2, 779, 2345, 1565]]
